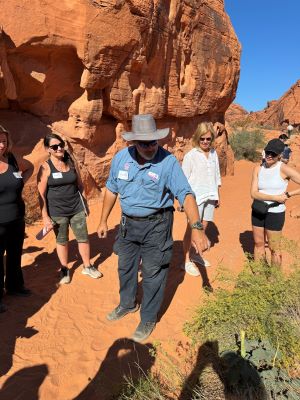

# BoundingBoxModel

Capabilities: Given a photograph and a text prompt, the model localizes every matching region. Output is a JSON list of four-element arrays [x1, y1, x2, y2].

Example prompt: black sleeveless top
[[46, 159, 83, 217], [0, 154, 25, 223]]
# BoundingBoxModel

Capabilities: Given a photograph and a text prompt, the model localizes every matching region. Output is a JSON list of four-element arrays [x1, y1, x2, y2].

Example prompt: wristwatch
[[190, 221, 204, 230]]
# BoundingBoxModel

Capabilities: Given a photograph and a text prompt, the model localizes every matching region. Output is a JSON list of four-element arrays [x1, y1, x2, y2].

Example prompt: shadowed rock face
[[0, 0, 240, 210]]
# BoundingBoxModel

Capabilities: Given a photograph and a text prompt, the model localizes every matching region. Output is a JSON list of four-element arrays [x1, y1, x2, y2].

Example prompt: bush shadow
[[178, 341, 267, 400], [73, 338, 156, 399]]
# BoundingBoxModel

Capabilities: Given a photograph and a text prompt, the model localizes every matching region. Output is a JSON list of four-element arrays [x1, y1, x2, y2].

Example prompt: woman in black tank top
[[0, 125, 33, 312], [37, 133, 102, 284]]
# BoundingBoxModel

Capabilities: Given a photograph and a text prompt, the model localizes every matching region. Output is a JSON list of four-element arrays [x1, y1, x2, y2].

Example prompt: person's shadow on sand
[[178, 341, 267, 400], [0, 364, 48, 400], [68, 226, 119, 273], [205, 221, 220, 248], [239, 230, 255, 255], [0, 247, 60, 377], [73, 338, 156, 400]]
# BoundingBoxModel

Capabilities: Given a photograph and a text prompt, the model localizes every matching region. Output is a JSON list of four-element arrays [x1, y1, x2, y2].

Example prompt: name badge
[[118, 170, 128, 180], [148, 171, 159, 181], [13, 171, 23, 179], [52, 172, 63, 179]]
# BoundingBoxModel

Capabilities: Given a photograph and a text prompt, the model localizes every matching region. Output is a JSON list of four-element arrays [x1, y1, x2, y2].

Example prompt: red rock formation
[[0, 0, 240, 216], [249, 80, 300, 129]]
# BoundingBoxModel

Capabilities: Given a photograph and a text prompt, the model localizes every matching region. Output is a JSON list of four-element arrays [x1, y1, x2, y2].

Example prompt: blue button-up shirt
[[106, 146, 194, 217]]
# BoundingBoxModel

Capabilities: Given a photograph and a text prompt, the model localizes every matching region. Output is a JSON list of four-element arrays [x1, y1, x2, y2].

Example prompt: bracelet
[[285, 192, 291, 198]]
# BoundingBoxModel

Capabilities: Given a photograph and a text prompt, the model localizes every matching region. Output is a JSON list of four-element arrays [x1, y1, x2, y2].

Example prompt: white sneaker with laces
[[82, 266, 103, 279], [190, 254, 211, 267], [182, 261, 200, 277]]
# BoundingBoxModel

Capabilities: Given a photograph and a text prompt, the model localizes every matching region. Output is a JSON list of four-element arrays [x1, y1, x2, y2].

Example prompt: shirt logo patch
[[118, 170, 129, 180], [52, 172, 63, 179], [13, 171, 23, 179], [124, 162, 130, 171], [148, 171, 159, 181]]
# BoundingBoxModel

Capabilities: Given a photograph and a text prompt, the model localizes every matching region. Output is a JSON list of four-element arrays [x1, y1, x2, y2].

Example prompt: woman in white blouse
[[182, 122, 221, 276]]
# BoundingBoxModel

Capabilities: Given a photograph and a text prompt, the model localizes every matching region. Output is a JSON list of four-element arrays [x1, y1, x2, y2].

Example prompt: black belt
[[123, 207, 174, 221]]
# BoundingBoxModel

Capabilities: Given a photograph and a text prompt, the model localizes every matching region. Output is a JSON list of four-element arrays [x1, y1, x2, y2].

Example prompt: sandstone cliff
[[0, 0, 240, 216]]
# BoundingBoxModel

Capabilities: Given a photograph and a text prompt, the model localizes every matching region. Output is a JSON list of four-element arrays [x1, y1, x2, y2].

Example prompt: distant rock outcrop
[[0, 0, 240, 216], [248, 80, 300, 129], [225, 103, 249, 125]]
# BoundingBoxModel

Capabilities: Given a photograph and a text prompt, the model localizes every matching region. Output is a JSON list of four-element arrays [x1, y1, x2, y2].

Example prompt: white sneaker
[[182, 261, 200, 277], [59, 268, 71, 285], [190, 254, 211, 267], [82, 266, 103, 279]]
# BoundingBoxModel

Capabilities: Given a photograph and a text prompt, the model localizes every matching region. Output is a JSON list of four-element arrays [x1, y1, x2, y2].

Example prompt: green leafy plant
[[229, 129, 266, 161], [222, 336, 300, 399], [184, 254, 300, 368]]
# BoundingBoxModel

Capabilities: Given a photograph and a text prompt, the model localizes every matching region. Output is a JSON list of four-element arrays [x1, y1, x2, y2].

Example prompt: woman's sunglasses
[[200, 137, 212, 142], [137, 140, 158, 148], [265, 151, 278, 158], [49, 142, 65, 151]]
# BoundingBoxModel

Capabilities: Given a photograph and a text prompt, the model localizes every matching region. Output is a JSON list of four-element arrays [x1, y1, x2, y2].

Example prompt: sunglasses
[[49, 142, 65, 151], [200, 137, 212, 142], [137, 140, 158, 148], [265, 151, 278, 158]]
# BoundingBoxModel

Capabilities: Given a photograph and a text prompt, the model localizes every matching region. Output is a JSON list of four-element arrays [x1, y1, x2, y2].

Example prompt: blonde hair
[[192, 122, 215, 148], [0, 124, 12, 157]]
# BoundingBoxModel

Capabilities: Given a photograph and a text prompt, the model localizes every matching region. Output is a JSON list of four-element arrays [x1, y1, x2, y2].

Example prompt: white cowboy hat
[[122, 114, 169, 141]]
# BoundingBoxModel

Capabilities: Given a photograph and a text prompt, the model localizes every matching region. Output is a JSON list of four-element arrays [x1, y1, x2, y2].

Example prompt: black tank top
[[0, 155, 25, 223], [46, 159, 83, 217]]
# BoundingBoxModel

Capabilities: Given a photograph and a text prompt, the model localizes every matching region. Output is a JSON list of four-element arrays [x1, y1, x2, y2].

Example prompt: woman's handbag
[[251, 199, 279, 215]]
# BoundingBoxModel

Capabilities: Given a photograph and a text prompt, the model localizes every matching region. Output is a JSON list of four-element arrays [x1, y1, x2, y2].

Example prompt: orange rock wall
[[0, 0, 240, 214]]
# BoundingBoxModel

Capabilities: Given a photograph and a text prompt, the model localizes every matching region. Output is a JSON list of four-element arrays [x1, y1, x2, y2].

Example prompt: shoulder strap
[[7, 153, 19, 170], [47, 159, 56, 172]]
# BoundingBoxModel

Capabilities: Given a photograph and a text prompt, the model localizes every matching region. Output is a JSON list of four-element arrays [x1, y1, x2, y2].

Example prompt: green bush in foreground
[[184, 257, 300, 369], [229, 129, 266, 161]]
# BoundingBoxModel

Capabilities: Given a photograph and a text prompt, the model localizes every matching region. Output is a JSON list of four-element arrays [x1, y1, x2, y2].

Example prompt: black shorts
[[251, 211, 285, 231]]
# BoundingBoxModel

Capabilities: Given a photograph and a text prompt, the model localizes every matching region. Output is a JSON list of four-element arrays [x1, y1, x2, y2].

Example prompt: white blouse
[[182, 147, 221, 205]]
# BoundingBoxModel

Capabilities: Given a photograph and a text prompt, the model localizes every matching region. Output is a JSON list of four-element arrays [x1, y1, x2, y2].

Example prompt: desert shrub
[[116, 372, 169, 400], [229, 130, 266, 161], [184, 255, 300, 369]]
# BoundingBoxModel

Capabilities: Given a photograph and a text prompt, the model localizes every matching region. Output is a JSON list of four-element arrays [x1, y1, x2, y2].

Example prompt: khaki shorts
[[51, 211, 88, 245]]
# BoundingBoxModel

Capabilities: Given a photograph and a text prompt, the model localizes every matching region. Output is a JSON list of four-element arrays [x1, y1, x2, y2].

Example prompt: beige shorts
[[198, 200, 216, 222]]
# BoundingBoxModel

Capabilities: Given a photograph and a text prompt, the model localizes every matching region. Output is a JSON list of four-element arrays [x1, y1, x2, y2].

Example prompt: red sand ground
[[0, 160, 299, 399]]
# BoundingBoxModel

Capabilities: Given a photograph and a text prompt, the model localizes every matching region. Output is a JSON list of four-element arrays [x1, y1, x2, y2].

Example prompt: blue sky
[[224, 0, 300, 112]]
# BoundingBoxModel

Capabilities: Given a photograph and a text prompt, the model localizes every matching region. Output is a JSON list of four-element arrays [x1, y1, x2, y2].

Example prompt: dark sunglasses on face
[[265, 151, 278, 158], [200, 137, 212, 142], [49, 142, 65, 151], [137, 140, 158, 148]]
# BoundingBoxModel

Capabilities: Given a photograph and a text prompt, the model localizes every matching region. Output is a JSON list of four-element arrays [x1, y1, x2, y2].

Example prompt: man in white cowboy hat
[[97, 114, 210, 342]]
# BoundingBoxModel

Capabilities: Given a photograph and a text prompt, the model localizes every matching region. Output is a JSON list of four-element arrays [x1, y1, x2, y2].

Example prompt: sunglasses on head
[[265, 151, 278, 158], [200, 137, 212, 142], [137, 140, 158, 148], [49, 142, 65, 151]]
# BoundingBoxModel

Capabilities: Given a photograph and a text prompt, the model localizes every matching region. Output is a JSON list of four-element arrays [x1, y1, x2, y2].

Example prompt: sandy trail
[[0, 160, 299, 399]]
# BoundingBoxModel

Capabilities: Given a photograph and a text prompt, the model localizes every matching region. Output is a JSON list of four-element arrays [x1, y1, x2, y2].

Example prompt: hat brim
[[264, 145, 283, 155], [122, 127, 169, 142]]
